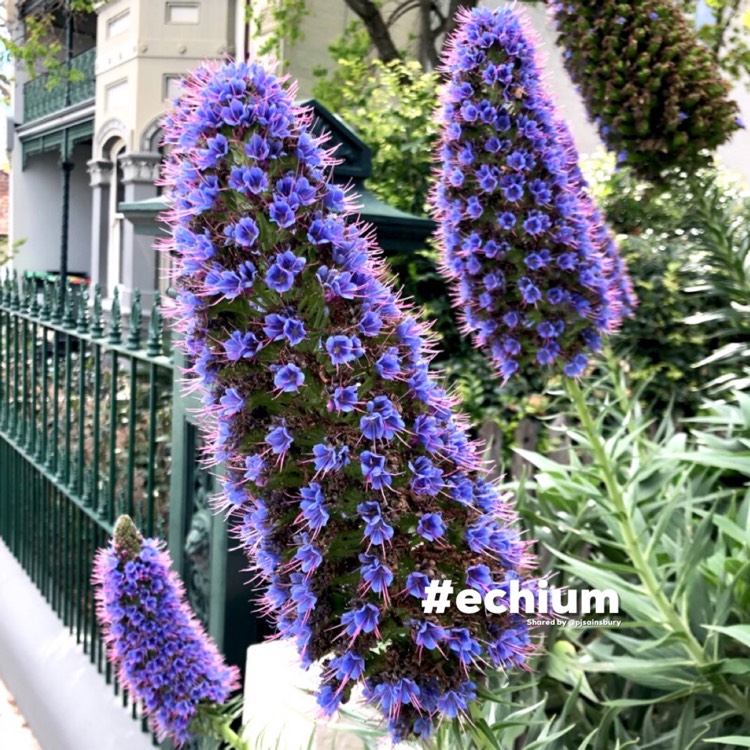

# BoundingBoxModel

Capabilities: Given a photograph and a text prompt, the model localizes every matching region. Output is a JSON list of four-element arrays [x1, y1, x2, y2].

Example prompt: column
[[118, 152, 161, 310], [87, 159, 113, 292]]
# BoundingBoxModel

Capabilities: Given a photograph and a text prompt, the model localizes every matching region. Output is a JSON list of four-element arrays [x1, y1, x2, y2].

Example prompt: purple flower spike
[[93, 516, 239, 746], [160, 58, 535, 743], [431, 6, 634, 381]]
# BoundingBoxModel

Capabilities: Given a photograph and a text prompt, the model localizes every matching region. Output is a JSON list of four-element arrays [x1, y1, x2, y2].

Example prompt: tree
[[0, 0, 97, 103], [247, 0, 479, 71], [678, 0, 750, 81]]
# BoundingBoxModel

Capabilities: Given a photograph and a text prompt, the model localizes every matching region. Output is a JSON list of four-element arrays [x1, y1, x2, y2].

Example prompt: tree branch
[[386, 0, 421, 29], [343, 0, 401, 63]]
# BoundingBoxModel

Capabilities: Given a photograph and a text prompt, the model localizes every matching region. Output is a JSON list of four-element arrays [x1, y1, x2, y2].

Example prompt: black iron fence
[[0, 271, 172, 736]]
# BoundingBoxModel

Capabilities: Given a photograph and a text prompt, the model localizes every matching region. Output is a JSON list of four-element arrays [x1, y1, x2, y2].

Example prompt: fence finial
[[10, 270, 20, 311], [91, 283, 105, 338], [146, 292, 163, 357], [108, 287, 122, 345], [97, 486, 108, 519], [77, 284, 90, 333], [50, 278, 62, 324], [28, 277, 40, 317], [127, 288, 142, 350], [63, 281, 77, 328], [19, 275, 29, 314], [82, 468, 94, 507], [40, 279, 52, 321]]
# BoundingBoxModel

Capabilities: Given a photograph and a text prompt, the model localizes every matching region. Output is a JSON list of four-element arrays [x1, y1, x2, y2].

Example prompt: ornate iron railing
[[22, 47, 96, 124], [0, 271, 172, 733]]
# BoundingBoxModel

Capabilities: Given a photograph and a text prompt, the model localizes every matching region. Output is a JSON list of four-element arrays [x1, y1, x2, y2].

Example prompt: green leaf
[[704, 624, 750, 651], [711, 738, 750, 747]]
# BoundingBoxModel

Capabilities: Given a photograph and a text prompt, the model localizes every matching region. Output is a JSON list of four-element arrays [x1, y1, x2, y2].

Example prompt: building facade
[[7, 0, 413, 311], [7, 0, 749, 314]]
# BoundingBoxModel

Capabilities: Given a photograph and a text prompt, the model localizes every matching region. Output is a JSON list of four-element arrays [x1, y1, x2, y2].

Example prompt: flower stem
[[565, 378, 703, 656], [217, 721, 251, 750], [566, 377, 749, 717]]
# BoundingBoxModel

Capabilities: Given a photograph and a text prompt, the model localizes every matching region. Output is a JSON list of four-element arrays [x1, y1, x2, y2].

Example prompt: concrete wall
[[12, 150, 70, 276], [10, 142, 93, 277], [67, 142, 96, 275]]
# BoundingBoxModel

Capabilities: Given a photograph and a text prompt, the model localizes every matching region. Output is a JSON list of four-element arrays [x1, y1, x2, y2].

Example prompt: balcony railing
[[23, 47, 96, 124]]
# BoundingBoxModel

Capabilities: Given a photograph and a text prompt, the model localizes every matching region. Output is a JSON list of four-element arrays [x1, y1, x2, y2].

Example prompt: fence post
[[168, 344, 265, 674]]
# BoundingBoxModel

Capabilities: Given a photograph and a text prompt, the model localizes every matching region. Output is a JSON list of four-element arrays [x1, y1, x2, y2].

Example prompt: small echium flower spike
[[160, 59, 535, 743], [93, 515, 240, 747], [549, 0, 742, 181], [432, 5, 627, 382]]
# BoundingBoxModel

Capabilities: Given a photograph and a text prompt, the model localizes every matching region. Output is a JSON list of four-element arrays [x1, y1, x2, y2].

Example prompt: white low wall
[[0, 540, 153, 750]]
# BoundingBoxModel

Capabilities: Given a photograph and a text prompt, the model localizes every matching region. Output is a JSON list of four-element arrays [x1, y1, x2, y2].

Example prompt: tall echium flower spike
[[549, 0, 742, 181], [93, 515, 240, 747], [431, 6, 622, 381], [160, 60, 535, 743], [552, 116, 637, 320]]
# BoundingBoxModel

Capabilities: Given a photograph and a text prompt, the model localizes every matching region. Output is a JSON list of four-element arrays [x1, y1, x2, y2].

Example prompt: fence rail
[[0, 271, 172, 735]]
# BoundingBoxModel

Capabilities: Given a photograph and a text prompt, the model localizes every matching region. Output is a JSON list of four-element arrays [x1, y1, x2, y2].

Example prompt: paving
[[0, 674, 41, 750]]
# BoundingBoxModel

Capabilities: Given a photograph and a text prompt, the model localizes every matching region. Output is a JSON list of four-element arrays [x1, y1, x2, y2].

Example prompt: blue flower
[[341, 603, 380, 636], [244, 454, 266, 483], [409, 456, 444, 497], [413, 620, 446, 650], [265, 424, 293, 455], [224, 331, 261, 361], [299, 483, 329, 532], [94, 517, 239, 745], [269, 200, 296, 228], [325, 335, 363, 366], [163, 56, 535, 744], [360, 554, 394, 594], [273, 363, 305, 392], [417, 512, 446, 541], [312, 443, 349, 473], [218, 387, 244, 416], [327, 384, 359, 413], [359, 451, 392, 491], [431, 6, 631, 382], [227, 217, 260, 247]]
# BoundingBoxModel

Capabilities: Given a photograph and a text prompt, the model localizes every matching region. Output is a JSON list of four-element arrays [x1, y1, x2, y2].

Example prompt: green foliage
[[512, 366, 750, 748], [586, 156, 750, 417], [678, 0, 750, 81], [551, 0, 741, 180], [0, 237, 24, 267], [244, 0, 308, 59], [0, 1, 96, 102], [683, 180, 750, 387], [314, 40, 438, 216]]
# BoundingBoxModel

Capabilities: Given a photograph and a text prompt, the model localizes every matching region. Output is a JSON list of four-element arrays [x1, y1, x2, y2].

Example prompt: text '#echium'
[[431, 6, 635, 382], [160, 60, 535, 742]]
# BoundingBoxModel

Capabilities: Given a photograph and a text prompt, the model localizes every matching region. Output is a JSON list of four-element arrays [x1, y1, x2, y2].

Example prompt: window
[[166, 2, 200, 24], [164, 75, 182, 102], [105, 79, 129, 110], [106, 10, 131, 38]]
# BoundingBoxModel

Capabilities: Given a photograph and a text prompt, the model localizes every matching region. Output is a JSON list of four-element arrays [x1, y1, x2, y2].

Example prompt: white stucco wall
[[11, 142, 93, 277]]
